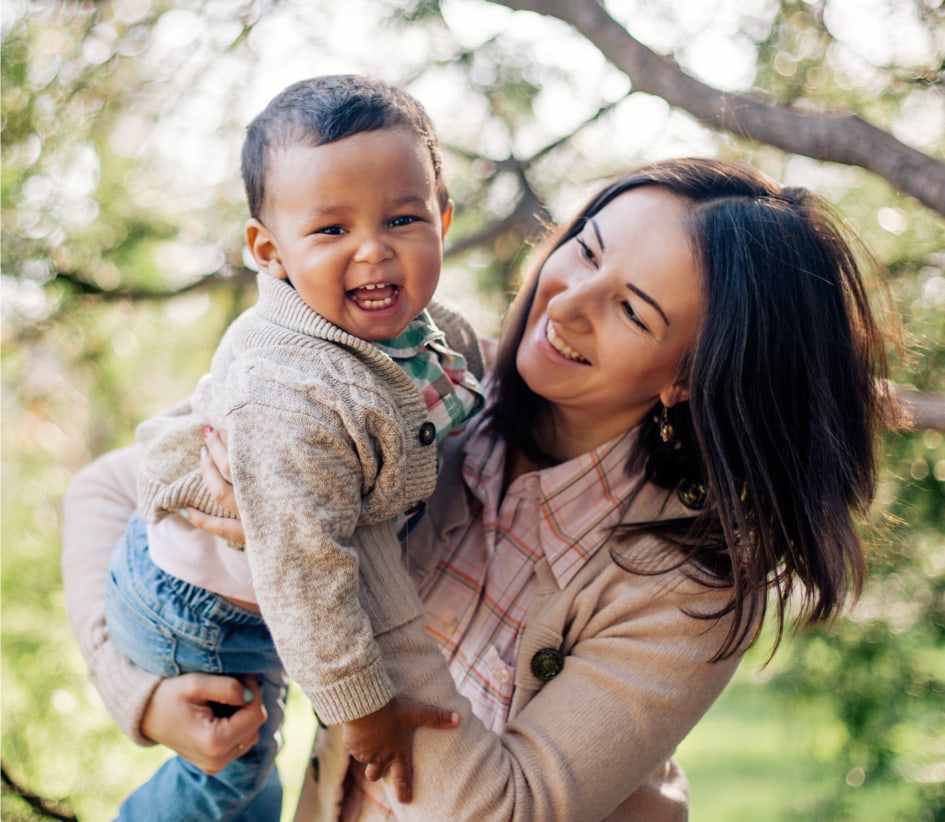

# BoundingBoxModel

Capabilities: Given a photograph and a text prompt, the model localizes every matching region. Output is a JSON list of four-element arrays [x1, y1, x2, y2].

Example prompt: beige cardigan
[[63, 427, 746, 820]]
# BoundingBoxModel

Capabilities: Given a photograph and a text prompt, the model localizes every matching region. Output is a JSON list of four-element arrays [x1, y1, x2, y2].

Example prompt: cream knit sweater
[[130, 274, 483, 725]]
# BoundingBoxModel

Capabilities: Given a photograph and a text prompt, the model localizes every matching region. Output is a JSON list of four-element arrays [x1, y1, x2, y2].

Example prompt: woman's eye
[[575, 235, 596, 263], [623, 302, 650, 333]]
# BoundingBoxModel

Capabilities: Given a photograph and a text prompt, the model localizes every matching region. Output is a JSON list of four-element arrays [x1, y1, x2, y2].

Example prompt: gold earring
[[659, 406, 675, 444]]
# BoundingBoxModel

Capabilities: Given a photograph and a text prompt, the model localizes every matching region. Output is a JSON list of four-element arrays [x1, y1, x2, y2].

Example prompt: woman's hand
[[141, 673, 266, 774], [180, 427, 246, 543]]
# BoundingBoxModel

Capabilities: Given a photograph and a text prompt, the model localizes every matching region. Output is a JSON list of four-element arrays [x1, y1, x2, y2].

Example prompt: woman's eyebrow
[[591, 217, 670, 326], [626, 283, 670, 326]]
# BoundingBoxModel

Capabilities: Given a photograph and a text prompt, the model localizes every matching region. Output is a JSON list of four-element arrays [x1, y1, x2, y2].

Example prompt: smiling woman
[[515, 187, 701, 460]]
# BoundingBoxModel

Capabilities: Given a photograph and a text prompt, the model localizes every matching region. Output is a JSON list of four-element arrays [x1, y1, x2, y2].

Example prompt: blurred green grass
[[677, 662, 928, 821]]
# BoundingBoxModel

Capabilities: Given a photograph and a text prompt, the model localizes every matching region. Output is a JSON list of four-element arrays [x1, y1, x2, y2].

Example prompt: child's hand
[[342, 697, 460, 803]]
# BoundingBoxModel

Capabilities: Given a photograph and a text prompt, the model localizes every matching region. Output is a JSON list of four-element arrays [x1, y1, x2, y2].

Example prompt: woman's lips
[[545, 320, 589, 364]]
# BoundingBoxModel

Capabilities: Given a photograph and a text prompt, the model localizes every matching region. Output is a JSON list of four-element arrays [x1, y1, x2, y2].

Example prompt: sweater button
[[530, 647, 564, 681], [418, 421, 436, 445]]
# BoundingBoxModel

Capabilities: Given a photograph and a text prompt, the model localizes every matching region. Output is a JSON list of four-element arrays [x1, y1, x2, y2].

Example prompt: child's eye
[[315, 225, 345, 236], [390, 215, 420, 228]]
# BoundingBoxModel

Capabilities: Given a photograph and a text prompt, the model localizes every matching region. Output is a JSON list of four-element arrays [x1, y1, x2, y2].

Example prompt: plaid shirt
[[374, 309, 483, 444], [343, 416, 641, 819]]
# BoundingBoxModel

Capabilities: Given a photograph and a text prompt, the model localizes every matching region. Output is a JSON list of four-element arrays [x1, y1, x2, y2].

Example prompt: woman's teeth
[[546, 321, 589, 363], [350, 283, 398, 309]]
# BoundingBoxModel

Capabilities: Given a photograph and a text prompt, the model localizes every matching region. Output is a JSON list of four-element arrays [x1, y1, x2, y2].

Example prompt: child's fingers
[[363, 761, 385, 782], [400, 700, 461, 730], [388, 758, 413, 804]]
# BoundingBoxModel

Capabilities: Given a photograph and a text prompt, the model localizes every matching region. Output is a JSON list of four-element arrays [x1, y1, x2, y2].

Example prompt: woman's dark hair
[[490, 157, 890, 659], [241, 74, 448, 219]]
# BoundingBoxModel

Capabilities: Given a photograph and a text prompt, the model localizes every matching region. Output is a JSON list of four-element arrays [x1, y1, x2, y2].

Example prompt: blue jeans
[[105, 514, 287, 822]]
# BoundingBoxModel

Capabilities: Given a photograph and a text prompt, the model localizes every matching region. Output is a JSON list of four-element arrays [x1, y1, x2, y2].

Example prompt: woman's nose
[[353, 234, 393, 264], [547, 274, 597, 330]]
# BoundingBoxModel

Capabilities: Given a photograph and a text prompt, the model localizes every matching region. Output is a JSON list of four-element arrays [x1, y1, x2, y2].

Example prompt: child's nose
[[353, 234, 394, 264]]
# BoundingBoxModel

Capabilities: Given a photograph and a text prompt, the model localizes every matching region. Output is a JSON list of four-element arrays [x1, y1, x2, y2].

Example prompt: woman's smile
[[545, 320, 590, 364]]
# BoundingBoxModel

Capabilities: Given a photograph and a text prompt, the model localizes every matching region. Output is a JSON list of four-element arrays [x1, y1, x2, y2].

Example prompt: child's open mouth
[[348, 283, 399, 309]]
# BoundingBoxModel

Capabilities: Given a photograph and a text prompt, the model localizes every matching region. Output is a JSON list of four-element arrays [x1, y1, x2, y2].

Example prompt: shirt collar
[[373, 309, 444, 359], [462, 421, 643, 590]]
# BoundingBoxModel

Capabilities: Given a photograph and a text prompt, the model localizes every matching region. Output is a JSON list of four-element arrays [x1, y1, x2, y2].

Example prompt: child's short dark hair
[[241, 75, 448, 219]]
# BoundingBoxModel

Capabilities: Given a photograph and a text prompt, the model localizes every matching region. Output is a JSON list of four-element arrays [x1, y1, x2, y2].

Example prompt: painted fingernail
[[243, 688, 255, 703], [203, 425, 213, 436], [177, 508, 191, 520]]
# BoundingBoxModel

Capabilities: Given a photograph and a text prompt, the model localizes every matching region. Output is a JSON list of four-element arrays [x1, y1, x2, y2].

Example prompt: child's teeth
[[351, 283, 397, 308]]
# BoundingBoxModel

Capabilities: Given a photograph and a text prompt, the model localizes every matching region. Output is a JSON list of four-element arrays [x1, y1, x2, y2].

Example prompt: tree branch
[[1, 763, 77, 821], [53, 264, 257, 302], [447, 181, 548, 258], [443, 95, 625, 257], [489, 0, 945, 216]]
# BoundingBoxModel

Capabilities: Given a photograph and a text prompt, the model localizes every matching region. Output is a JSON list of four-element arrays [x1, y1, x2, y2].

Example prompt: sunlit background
[[2, 1, 944, 819]]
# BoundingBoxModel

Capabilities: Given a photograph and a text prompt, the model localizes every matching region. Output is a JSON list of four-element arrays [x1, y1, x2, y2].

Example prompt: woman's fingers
[[141, 673, 266, 774], [199, 448, 237, 515], [202, 427, 233, 483], [179, 506, 246, 543], [176, 427, 246, 540]]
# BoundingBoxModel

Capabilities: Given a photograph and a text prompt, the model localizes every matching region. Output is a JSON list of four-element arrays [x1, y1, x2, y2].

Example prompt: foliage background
[[2, 1, 944, 819]]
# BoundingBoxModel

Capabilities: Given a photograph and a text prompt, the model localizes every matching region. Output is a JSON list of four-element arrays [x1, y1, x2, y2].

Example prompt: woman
[[63, 158, 889, 819]]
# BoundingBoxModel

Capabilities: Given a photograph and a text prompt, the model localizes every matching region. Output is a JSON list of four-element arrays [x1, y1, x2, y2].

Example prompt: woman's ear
[[659, 380, 691, 409], [245, 219, 287, 280], [440, 201, 454, 241]]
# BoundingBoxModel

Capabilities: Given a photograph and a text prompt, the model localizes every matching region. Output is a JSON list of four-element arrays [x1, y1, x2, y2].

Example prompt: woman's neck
[[501, 414, 592, 494], [501, 403, 636, 496], [542, 410, 623, 464]]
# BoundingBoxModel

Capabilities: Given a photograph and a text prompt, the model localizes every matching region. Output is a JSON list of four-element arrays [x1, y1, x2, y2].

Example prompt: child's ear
[[245, 218, 287, 280], [440, 201, 454, 241]]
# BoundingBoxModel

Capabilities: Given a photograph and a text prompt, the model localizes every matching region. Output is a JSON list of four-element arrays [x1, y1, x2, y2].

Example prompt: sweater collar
[[254, 274, 386, 360]]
